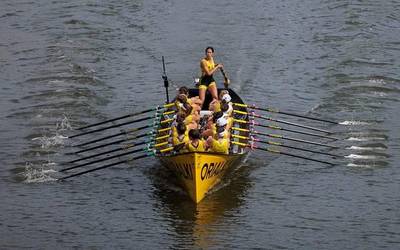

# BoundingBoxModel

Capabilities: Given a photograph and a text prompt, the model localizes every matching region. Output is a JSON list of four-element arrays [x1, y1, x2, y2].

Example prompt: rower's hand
[[216, 63, 223, 69]]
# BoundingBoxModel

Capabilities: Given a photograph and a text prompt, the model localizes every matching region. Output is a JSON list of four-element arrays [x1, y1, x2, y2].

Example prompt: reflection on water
[[147, 162, 252, 249]]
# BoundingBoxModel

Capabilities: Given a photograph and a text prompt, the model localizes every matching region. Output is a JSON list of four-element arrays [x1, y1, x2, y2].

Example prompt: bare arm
[[200, 59, 223, 76]]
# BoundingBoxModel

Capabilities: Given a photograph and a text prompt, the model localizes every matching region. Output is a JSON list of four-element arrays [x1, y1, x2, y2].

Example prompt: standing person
[[199, 47, 223, 107]]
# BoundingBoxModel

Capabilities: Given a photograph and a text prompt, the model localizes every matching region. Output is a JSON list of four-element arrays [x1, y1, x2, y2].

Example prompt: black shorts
[[199, 75, 215, 87]]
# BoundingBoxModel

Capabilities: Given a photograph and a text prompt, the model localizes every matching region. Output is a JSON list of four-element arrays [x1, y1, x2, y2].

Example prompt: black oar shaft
[[233, 103, 338, 124], [77, 108, 156, 130], [58, 154, 149, 181], [254, 146, 335, 166], [253, 130, 338, 148], [255, 123, 338, 140], [68, 141, 148, 164], [69, 116, 155, 138], [60, 148, 146, 172], [253, 113, 332, 134], [74, 124, 153, 147], [71, 132, 150, 154], [256, 139, 342, 158]]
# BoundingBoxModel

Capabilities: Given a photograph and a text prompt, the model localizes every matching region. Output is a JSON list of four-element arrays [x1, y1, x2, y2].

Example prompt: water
[[1, 0, 400, 249]]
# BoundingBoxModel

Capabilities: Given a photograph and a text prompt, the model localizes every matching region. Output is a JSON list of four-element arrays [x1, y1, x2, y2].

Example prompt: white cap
[[216, 117, 227, 127], [221, 94, 231, 103]]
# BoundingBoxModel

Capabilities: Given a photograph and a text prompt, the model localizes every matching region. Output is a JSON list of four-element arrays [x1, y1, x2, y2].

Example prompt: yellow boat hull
[[158, 152, 245, 203]]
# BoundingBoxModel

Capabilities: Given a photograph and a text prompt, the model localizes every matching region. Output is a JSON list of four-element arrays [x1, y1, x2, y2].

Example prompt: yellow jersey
[[209, 138, 230, 154], [187, 139, 206, 152]]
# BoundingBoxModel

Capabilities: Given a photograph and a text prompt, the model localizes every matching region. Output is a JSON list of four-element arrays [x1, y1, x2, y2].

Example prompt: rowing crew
[[168, 86, 233, 154]]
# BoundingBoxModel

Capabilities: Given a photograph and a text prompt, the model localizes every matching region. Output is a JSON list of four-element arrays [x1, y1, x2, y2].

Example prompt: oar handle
[[220, 68, 230, 89]]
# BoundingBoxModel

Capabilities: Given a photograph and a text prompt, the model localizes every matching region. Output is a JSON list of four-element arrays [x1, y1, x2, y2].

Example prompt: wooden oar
[[58, 153, 152, 181], [251, 137, 342, 158], [75, 103, 175, 130], [220, 68, 230, 89], [69, 131, 152, 155], [232, 141, 335, 166], [233, 118, 339, 140], [69, 115, 158, 139], [73, 124, 171, 148], [233, 110, 333, 134], [251, 121, 339, 140], [66, 140, 152, 164], [231, 127, 338, 148], [59, 147, 150, 172], [233, 103, 339, 124], [250, 130, 339, 149]]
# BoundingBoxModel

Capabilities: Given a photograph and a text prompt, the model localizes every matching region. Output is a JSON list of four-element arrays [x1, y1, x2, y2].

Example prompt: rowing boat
[[60, 61, 340, 202], [154, 88, 250, 203]]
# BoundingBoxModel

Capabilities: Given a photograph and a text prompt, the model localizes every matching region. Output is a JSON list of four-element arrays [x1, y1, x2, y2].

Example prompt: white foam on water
[[22, 162, 57, 183], [340, 120, 370, 125], [345, 154, 378, 159], [346, 137, 386, 141], [347, 146, 386, 151], [56, 115, 72, 131], [346, 163, 373, 168], [32, 134, 67, 149]]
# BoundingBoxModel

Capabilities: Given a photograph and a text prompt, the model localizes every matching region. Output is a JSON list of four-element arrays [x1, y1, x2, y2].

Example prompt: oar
[[58, 153, 152, 181], [68, 131, 152, 154], [76, 108, 156, 130], [73, 123, 168, 147], [251, 121, 339, 140], [59, 147, 150, 172], [232, 118, 339, 140], [250, 130, 339, 149], [231, 126, 338, 148], [248, 137, 342, 158], [232, 141, 335, 166], [233, 103, 339, 124], [234, 110, 333, 134], [220, 68, 230, 89], [75, 103, 175, 130], [69, 115, 159, 139], [66, 140, 152, 164]]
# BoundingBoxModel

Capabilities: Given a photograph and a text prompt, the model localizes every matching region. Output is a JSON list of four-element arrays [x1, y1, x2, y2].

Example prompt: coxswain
[[199, 47, 223, 107]]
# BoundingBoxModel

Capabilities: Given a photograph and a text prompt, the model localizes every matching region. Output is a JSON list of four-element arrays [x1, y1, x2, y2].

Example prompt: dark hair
[[176, 112, 187, 123], [212, 111, 223, 123], [176, 122, 186, 135], [176, 94, 187, 104], [220, 102, 229, 112], [205, 46, 214, 54], [189, 129, 201, 140], [178, 86, 189, 96]]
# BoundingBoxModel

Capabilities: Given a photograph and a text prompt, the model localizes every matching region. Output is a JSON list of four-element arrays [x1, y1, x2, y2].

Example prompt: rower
[[206, 119, 230, 154], [171, 122, 189, 152], [186, 129, 206, 152]]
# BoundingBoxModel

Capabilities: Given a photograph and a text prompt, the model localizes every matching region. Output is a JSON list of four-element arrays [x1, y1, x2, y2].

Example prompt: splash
[[347, 145, 386, 151], [345, 154, 379, 159], [346, 163, 373, 168], [339, 120, 370, 125], [56, 115, 72, 131], [32, 134, 67, 149], [22, 162, 58, 183], [346, 137, 386, 141]]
